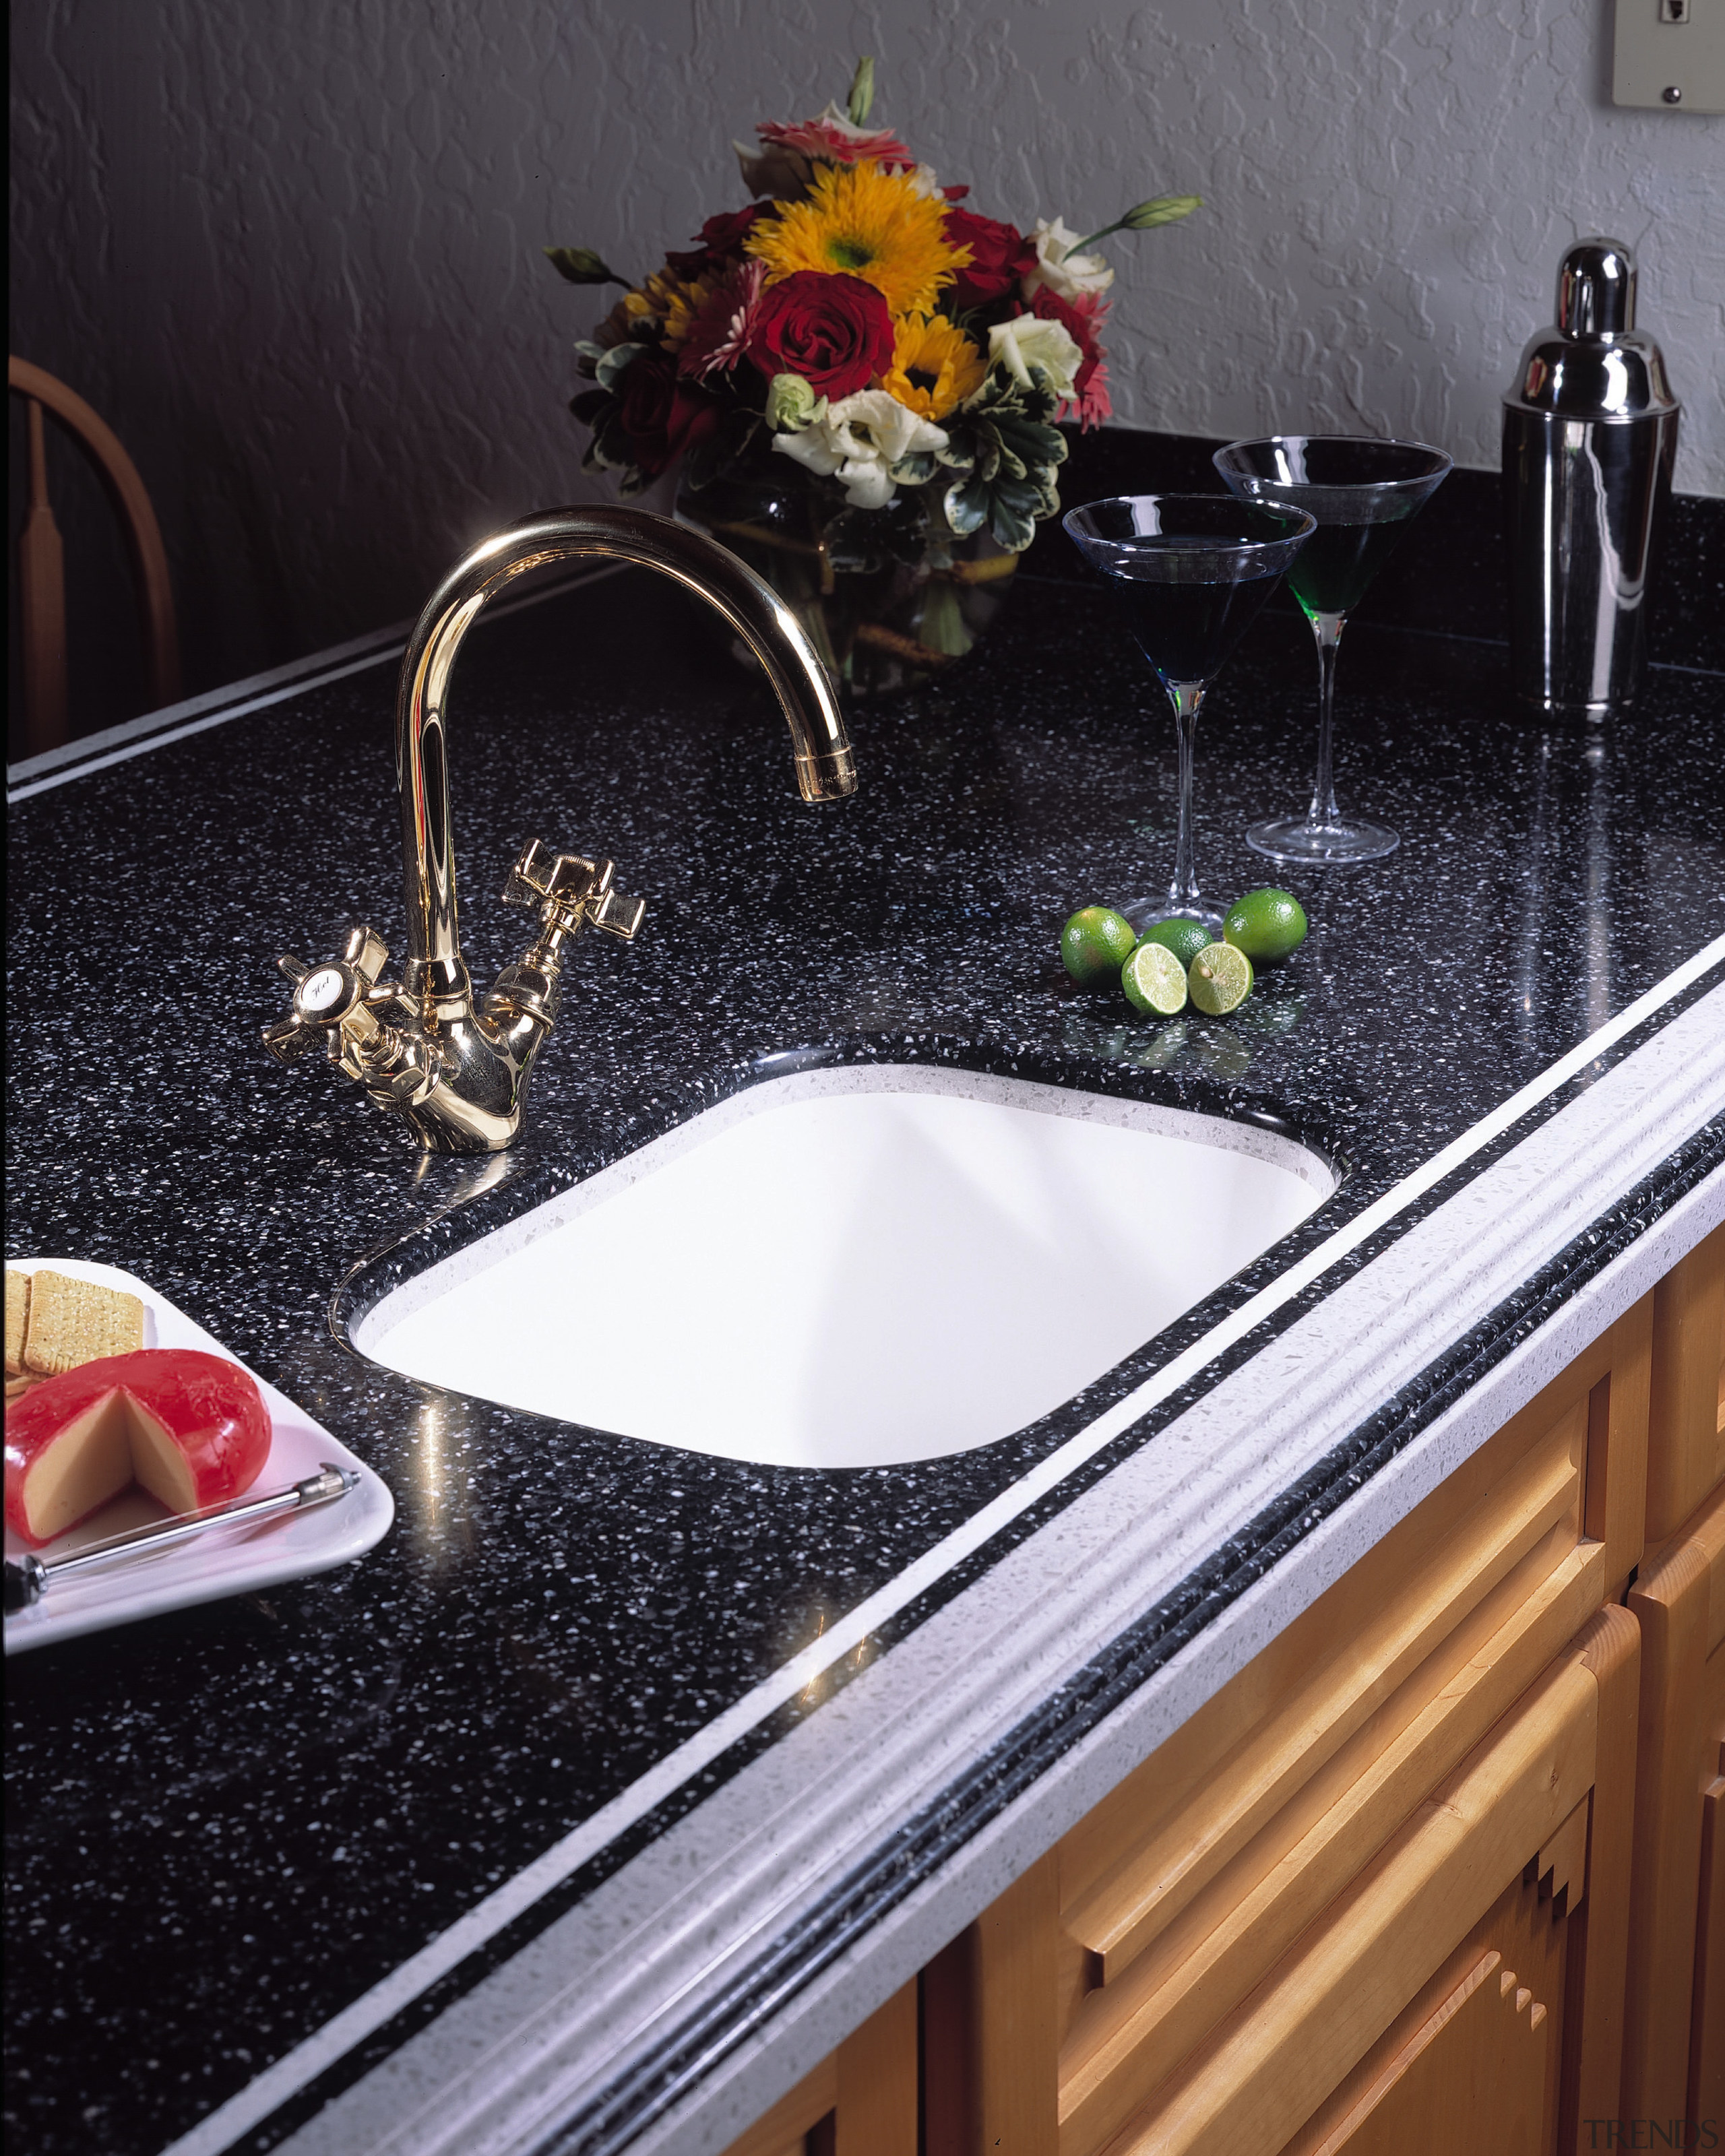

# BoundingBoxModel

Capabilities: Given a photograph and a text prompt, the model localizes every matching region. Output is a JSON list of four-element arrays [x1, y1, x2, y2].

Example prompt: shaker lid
[[1557, 239, 1635, 336], [1504, 236, 1679, 420]]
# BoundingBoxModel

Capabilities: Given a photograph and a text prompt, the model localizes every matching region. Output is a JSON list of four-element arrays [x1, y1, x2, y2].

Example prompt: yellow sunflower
[[597, 268, 720, 353], [882, 314, 985, 421], [746, 161, 967, 320]]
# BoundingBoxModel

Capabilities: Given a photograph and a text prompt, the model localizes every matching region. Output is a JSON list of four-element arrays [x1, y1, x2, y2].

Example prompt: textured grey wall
[[10, 0, 1724, 711]]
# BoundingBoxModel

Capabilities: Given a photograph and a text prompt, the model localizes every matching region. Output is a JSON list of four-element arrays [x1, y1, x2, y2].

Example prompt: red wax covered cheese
[[3, 1349, 271, 1547]]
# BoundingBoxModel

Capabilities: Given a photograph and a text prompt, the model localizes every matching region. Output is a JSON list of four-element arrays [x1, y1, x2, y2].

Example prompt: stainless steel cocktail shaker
[[1502, 239, 1680, 716]]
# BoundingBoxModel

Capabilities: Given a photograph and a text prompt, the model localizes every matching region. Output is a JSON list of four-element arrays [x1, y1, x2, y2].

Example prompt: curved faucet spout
[[396, 505, 856, 1006], [262, 505, 857, 1155]]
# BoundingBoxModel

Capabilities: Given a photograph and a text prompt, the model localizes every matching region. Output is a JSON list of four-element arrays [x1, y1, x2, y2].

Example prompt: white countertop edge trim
[[5, 563, 624, 804], [246, 988, 1725, 2156]]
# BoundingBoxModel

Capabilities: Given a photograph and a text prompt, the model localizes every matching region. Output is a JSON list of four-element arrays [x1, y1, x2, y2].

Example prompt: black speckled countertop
[[6, 438, 1725, 2156]]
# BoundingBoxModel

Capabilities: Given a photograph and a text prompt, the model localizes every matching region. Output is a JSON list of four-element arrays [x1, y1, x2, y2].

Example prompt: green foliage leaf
[[888, 449, 940, 487], [847, 56, 875, 126], [939, 369, 1066, 550], [594, 342, 642, 392]]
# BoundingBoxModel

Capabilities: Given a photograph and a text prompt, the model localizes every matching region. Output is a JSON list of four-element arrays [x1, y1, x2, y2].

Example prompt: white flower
[[902, 162, 943, 199], [773, 389, 949, 509], [987, 315, 1085, 401], [1024, 216, 1115, 301], [765, 373, 824, 432]]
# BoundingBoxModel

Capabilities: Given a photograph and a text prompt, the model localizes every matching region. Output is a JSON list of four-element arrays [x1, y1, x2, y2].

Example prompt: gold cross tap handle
[[501, 839, 645, 943], [261, 924, 398, 1065]]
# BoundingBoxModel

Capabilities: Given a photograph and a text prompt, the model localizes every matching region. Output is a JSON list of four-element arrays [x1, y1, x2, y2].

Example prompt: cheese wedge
[[4, 1349, 272, 1546]]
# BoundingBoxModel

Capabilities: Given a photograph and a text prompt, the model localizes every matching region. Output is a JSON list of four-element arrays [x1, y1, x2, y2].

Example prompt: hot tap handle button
[[294, 962, 362, 1024]]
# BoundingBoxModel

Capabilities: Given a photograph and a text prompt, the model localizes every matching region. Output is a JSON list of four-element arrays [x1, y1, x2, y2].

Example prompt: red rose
[[743, 272, 894, 401], [943, 208, 1036, 310], [666, 204, 768, 280], [613, 346, 721, 476]]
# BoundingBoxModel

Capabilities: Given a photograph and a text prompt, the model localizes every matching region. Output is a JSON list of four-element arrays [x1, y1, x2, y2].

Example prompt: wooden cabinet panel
[[1555, 1610, 1642, 2153], [1277, 1932, 1554, 2156], [1057, 1294, 1648, 2046], [922, 1853, 1060, 2156], [1057, 1539, 1601, 2149], [1061, 1379, 1593, 1992], [1692, 1754, 1725, 2130], [718, 1981, 916, 2156], [1623, 1484, 1725, 2123], [1647, 1223, 1725, 1547], [1092, 1648, 1600, 2155], [721, 2056, 836, 2156], [835, 1979, 917, 2156]]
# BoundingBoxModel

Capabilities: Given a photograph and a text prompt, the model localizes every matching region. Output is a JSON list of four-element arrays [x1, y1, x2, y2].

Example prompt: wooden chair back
[[10, 356, 181, 755]]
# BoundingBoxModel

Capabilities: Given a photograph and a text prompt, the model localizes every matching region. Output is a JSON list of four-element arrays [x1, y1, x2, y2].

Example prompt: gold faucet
[[261, 505, 857, 1153]]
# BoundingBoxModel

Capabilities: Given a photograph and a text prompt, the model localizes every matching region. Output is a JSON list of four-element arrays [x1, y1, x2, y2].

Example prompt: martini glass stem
[[1166, 679, 1207, 914], [1307, 611, 1346, 831]]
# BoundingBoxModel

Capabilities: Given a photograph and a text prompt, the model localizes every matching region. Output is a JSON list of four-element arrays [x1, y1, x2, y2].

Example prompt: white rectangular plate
[[5, 1259, 393, 1655]]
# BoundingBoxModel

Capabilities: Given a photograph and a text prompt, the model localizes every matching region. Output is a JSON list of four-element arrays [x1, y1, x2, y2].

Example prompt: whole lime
[[1060, 906, 1137, 985], [1135, 916, 1214, 971], [1224, 888, 1308, 963]]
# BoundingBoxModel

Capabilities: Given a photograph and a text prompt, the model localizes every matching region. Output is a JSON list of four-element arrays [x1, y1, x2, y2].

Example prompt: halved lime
[[1122, 940, 1189, 1016], [1135, 916, 1214, 971], [1061, 906, 1137, 985], [1224, 888, 1307, 963], [1189, 941, 1253, 1015]]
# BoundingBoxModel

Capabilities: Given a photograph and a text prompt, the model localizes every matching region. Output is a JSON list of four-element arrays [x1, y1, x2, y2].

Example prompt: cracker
[[22, 1271, 146, 1376], [5, 1372, 42, 1401], [4, 1271, 28, 1376]]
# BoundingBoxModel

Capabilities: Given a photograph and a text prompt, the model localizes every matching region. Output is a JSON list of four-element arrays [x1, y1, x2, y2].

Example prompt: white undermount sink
[[352, 1065, 1336, 1469]]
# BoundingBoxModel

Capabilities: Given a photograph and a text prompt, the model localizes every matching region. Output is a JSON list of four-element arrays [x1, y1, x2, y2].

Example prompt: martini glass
[[1065, 495, 1315, 934], [1212, 435, 1451, 863]]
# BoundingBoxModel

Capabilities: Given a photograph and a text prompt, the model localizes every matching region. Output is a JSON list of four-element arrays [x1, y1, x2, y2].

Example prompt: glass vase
[[674, 445, 1017, 699]]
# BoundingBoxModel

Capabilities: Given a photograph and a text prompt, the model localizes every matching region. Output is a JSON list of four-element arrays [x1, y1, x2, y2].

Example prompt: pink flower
[[755, 103, 916, 169], [677, 261, 767, 381], [1027, 288, 1113, 429]]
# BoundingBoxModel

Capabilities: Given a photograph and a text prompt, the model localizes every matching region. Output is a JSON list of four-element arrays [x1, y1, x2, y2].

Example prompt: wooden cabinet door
[[1646, 1224, 1725, 1548], [1092, 1610, 1636, 2156], [1276, 1934, 1551, 2155], [1623, 1483, 1725, 2124]]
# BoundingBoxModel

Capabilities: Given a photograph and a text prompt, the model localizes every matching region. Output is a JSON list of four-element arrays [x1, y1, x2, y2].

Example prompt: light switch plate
[[1614, 0, 1725, 110]]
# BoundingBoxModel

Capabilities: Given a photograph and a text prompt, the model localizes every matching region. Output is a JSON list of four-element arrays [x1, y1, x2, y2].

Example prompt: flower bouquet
[[548, 59, 1198, 695]]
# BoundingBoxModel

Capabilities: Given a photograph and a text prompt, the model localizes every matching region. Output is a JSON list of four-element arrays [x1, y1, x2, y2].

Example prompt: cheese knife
[[4, 1464, 357, 1614]]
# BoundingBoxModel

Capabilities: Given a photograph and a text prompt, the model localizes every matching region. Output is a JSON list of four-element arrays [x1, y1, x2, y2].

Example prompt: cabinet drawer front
[[1058, 1544, 1600, 2155], [1094, 1653, 1598, 2156], [1061, 1382, 1593, 2005]]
